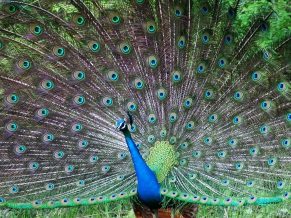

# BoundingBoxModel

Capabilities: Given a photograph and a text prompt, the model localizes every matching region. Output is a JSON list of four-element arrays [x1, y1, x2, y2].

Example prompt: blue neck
[[122, 129, 162, 209]]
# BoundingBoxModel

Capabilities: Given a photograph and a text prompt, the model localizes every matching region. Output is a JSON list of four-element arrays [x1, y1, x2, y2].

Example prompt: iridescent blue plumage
[[116, 119, 162, 209]]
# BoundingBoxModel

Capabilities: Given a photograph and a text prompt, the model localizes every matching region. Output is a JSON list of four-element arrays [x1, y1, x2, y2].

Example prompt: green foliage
[[1, 201, 291, 217], [51, 3, 79, 14], [230, 0, 291, 49], [197, 201, 291, 218]]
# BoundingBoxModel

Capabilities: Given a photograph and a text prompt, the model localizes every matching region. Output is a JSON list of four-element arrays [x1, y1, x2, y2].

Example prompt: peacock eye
[[119, 122, 126, 129]]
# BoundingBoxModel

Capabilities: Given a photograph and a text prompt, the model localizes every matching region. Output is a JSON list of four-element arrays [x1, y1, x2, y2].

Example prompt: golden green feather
[[146, 141, 176, 183]]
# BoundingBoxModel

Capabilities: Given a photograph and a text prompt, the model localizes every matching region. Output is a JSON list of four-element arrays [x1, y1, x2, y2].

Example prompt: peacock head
[[115, 119, 128, 131]]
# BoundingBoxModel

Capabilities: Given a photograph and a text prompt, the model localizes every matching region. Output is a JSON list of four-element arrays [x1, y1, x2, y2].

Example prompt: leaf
[[246, 208, 253, 214], [280, 208, 289, 213]]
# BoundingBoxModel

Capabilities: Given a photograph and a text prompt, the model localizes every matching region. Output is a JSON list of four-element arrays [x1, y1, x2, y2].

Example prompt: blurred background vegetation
[[230, 0, 291, 49], [0, 200, 291, 217]]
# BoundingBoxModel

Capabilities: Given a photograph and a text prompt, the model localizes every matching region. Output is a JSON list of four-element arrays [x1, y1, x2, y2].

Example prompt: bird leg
[[151, 209, 158, 218], [171, 208, 175, 218]]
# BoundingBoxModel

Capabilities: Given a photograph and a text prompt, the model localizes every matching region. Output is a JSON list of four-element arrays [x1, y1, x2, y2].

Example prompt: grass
[[0, 203, 135, 218], [0, 201, 290, 218], [196, 201, 291, 218]]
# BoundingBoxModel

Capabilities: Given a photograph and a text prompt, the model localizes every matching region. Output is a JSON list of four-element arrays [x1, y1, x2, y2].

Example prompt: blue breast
[[136, 162, 163, 209], [123, 128, 163, 209]]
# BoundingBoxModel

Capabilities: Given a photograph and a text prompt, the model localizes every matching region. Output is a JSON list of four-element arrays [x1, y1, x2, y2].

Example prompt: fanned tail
[[0, 0, 291, 211]]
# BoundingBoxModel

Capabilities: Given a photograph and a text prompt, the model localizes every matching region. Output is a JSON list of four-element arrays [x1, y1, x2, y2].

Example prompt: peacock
[[0, 0, 291, 217]]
